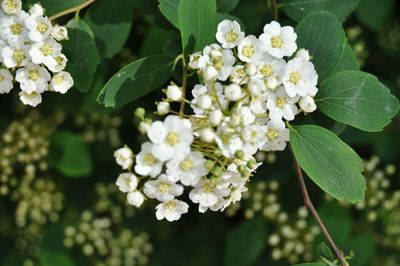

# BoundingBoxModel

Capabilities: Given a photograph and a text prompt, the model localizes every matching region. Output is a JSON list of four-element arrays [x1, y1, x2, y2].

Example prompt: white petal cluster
[[114, 19, 319, 222], [0, 1, 72, 107]]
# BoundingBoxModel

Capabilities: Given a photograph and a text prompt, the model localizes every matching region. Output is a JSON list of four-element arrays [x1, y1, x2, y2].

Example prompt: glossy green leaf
[[64, 15, 100, 92], [296, 11, 345, 81], [217, 0, 240, 12], [98, 55, 175, 108], [224, 218, 267, 266], [84, 0, 133, 59], [281, 0, 359, 22], [331, 42, 359, 73], [158, 0, 180, 29], [290, 125, 366, 203], [50, 131, 93, 177], [179, 0, 217, 57], [317, 71, 400, 132]]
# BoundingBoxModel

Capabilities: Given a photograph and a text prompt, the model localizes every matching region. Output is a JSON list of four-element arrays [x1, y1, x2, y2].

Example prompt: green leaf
[[318, 242, 334, 261], [281, 0, 359, 22], [179, 0, 217, 57], [24, 0, 85, 16], [331, 42, 359, 73], [290, 125, 366, 203], [217, 0, 240, 12], [50, 131, 93, 177], [98, 55, 175, 108], [224, 218, 267, 266], [39, 250, 76, 266], [317, 71, 400, 132], [158, 0, 180, 29], [296, 11, 345, 81], [356, 0, 395, 31], [84, 0, 133, 59], [64, 15, 100, 92]]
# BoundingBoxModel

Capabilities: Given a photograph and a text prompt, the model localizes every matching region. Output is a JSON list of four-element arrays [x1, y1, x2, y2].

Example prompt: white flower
[[47, 54, 68, 73], [138, 121, 151, 134], [188, 51, 207, 69], [2, 43, 29, 68], [25, 14, 52, 42], [261, 119, 290, 151], [1, 0, 22, 15], [51, 24, 68, 41], [49, 71, 73, 94], [199, 127, 215, 143], [247, 78, 267, 97], [157, 101, 170, 115], [127, 191, 145, 207], [230, 65, 247, 84], [143, 174, 183, 201], [224, 83, 242, 101], [28, 3, 44, 17], [116, 173, 138, 193], [299, 95, 317, 113], [114, 146, 134, 170], [155, 199, 189, 221], [266, 86, 299, 121], [296, 48, 310, 61], [216, 19, 244, 48], [202, 44, 235, 81], [238, 35, 264, 63], [0, 12, 28, 44], [259, 21, 297, 58], [189, 179, 230, 212], [134, 142, 163, 177], [29, 36, 62, 68], [197, 94, 212, 110], [215, 135, 243, 158], [209, 109, 223, 126], [15, 63, 51, 93], [147, 115, 193, 162], [166, 151, 209, 186], [282, 57, 318, 97], [19, 91, 42, 107], [0, 69, 14, 94], [166, 84, 182, 101], [257, 53, 286, 83], [203, 66, 218, 81]]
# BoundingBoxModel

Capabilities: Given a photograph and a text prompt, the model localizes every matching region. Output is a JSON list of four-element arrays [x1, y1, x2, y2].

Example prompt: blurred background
[[0, 0, 399, 265]]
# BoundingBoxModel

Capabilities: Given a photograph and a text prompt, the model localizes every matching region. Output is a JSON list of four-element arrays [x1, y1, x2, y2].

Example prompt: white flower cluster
[[114, 20, 319, 222], [0, 0, 73, 107]]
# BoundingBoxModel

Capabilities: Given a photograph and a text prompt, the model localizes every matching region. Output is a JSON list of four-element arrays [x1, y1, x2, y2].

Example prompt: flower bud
[[209, 109, 223, 125], [116, 173, 138, 193], [157, 101, 170, 115], [138, 121, 151, 134], [245, 64, 257, 76], [134, 107, 145, 119], [127, 191, 145, 207], [203, 66, 218, 81], [114, 147, 134, 169], [247, 79, 265, 96], [296, 49, 310, 61], [224, 84, 242, 101], [199, 127, 215, 143], [234, 149, 244, 159], [299, 96, 316, 113], [266, 76, 279, 90], [166, 85, 182, 101], [198, 95, 212, 110]]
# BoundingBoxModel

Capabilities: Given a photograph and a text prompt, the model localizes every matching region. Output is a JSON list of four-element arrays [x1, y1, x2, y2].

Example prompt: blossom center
[[225, 30, 237, 42], [28, 70, 40, 81], [158, 182, 171, 193], [164, 201, 176, 210], [242, 45, 255, 58], [260, 65, 272, 77], [267, 129, 279, 140], [203, 182, 215, 193], [0, 75, 4, 82], [271, 36, 283, 48], [54, 75, 64, 85], [143, 153, 156, 166], [276, 97, 286, 108], [13, 49, 25, 65], [37, 22, 49, 34], [40, 43, 53, 56], [179, 159, 193, 171], [166, 132, 179, 145], [289, 72, 300, 84], [5, 0, 17, 11], [10, 23, 22, 35], [213, 58, 223, 70]]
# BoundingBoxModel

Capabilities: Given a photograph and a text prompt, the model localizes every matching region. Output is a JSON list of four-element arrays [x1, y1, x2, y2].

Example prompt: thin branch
[[292, 151, 347, 266], [179, 57, 188, 116], [49, 0, 96, 21], [270, 0, 278, 20]]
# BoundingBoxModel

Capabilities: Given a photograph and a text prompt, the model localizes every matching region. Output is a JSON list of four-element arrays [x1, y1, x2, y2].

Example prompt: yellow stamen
[[271, 36, 283, 48]]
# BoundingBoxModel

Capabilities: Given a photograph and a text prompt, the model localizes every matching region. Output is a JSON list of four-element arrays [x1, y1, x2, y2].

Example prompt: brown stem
[[292, 152, 347, 266], [49, 0, 96, 21], [270, 0, 278, 20]]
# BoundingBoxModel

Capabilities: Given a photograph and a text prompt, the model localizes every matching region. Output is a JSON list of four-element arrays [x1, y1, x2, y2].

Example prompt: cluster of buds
[[113, 19, 319, 222], [0, 0, 73, 106]]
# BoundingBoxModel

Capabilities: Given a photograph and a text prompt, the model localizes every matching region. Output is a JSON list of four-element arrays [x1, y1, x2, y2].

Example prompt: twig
[[270, 0, 278, 20], [49, 0, 96, 21], [179, 57, 187, 116], [292, 151, 347, 266]]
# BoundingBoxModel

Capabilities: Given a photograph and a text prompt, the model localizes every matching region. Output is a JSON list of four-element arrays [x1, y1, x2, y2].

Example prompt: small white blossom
[[155, 199, 189, 221], [166, 84, 182, 101], [19, 90, 42, 107], [29, 36, 62, 68], [2, 43, 29, 68], [25, 14, 52, 42], [259, 21, 297, 58], [51, 24, 68, 41], [0, 12, 28, 44], [266, 86, 299, 121], [189, 179, 230, 212], [134, 142, 163, 177], [238, 35, 264, 63], [188, 51, 207, 69], [299, 95, 317, 113], [282, 57, 318, 97], [203, 44, 235, 81], [49, 71, 73, 94], [199, 127, 215, 143], [28, 3, 44, 17], [114, 146, 134, 170], [216, 19, 244, 48], [0, 69, 14, 93], [15, 63, 50, 93], [116, 173, 138, 193], [143, 174, 184, 201], [1, 0, 22, 15], [209, 109, 223, 125], [127, 191, 145, 207], [157, 101, 170, 115], [261, 119, 290, 151], [224, 83, 242, 101]]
